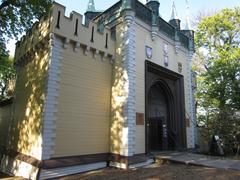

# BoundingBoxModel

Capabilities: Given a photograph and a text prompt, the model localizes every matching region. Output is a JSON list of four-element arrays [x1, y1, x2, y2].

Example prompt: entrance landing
[[154, 151, 240, 171]]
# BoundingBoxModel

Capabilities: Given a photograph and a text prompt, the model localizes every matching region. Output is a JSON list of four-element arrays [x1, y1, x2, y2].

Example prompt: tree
[[0, 56, 15, 100], [0, 0, 53, 59], [0, 0, 53, 100], [195, 7, 240, 154]]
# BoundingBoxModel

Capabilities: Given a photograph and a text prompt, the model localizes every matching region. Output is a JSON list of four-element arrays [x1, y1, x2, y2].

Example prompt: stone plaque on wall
[[136, 113, 144, 125], [164, 55, 169, 67]]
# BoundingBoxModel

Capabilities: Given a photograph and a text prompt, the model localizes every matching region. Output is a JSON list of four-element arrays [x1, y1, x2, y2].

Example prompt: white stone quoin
[[121, 10, 137, 156], [42, 34, 63, 160]]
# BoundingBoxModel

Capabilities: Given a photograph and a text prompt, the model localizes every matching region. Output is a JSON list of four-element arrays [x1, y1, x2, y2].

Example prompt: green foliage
[[0, 56, 16, 100], [0, 0, 53, 58], [0, 0, 53, 99], [195, 7, 240, 154]]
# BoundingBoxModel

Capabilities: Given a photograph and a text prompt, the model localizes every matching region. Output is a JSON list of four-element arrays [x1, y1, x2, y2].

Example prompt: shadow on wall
[[2, 44, 50, 176], [0, 103, 12, 148], [111, 64, 127, 154], [111, 23, 131, 155], [0, 102, 12, 167]]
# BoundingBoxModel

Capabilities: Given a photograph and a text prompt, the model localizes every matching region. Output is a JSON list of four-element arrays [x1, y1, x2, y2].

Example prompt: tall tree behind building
[[195, 7, 240, 153], [0, 0, 53, 100], [0, 56, 15, 100], [0, 0, 53, 59]]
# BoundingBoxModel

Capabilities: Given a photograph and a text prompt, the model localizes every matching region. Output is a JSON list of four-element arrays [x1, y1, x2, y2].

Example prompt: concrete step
[[154, 151, 240, 171]]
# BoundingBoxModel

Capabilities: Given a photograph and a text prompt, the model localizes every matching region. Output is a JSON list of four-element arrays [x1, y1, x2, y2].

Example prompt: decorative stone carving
[[101, 52, 107, 62], [163, 43, 169, 67], [63, 38, 69, 49], [164, 55, 169, 67], [178, 62, 183, 73], [49, 33, 55, 47], [151, 26, 158, 41], [124, 14, 134, 27], [93, 49, 99, 59], [84, 46, 90, 55], [145, 46, 153, 59], [151, 13, 158, 41], [110, 55, 115, 64], [74, 42, 80, 52]]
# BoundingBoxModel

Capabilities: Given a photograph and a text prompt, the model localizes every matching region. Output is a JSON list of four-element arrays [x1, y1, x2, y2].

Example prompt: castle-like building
[[0, 0, 196, 179]]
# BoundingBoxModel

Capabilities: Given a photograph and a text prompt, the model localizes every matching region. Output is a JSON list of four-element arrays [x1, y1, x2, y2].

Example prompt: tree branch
[[204, 65, 210, 72]]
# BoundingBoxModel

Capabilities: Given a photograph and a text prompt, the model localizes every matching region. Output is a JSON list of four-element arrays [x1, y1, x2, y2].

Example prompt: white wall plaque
[[145, 46, 152, 59], [163, 43, 168, 55], [164, 55, 169, 67]]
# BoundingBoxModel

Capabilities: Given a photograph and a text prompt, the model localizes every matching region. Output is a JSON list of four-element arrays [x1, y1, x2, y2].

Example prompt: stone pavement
[[154, 151, 240, 171]]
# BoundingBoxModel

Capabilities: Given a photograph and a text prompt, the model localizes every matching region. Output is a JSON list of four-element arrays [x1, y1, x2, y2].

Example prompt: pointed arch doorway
[[145, 61, 187, 153], [147, 83, 173, 151]]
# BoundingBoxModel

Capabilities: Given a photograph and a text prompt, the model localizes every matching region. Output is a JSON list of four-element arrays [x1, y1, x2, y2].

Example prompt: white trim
[[120, 10, 136, 156], [39, 162, 107, 179], [109, 161, 127, 169], [129, 159, 154, 169], [0, 155, 38, 180], [42, 34, 63, 160], [186, 51, 196, 148]]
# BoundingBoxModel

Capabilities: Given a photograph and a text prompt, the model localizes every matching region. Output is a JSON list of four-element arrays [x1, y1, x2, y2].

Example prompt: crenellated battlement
[[50, 2, 115, 55], [14, 15, 51, 63], [15, 2, 115, 65]]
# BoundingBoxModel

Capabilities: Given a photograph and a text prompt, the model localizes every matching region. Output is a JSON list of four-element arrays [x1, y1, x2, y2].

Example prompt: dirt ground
[[56, 163, 240, 180], [1, 163, 240, 180]]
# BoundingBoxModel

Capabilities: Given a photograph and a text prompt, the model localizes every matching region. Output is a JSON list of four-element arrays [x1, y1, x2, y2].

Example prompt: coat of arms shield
[[145, 46, 152, 59]]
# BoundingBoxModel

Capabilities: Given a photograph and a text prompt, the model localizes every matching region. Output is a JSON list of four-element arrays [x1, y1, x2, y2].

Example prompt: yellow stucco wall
[[134, 21, 190, 154], [109, 22, 126, 155], [0, 104, 12, 147], [9, 46, 50, 160], [53, 42, 112, 157]]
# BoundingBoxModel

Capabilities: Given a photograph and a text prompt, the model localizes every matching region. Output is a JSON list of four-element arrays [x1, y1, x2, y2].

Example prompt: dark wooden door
[[149, 117, 163, 150], [147, 82, 169, 152], [145, 61, 187, 153], [148, 117, 168, 151]]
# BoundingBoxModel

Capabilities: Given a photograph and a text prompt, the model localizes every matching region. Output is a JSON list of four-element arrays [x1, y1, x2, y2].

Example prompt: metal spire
[[87, 0, 96, 12], [170, 0, 178, 20], [185, 0, 191, 30]]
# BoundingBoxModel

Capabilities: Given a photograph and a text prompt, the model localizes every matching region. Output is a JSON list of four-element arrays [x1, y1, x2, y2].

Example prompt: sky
[[54, 0, 239, 21], [6, 0, 240, 56]]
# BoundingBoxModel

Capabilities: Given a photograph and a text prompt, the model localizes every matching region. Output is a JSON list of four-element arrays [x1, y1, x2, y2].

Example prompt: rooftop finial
[[170, 0, 178, 20], [87, 0, 96, 12], [185, 0, 192, 30]]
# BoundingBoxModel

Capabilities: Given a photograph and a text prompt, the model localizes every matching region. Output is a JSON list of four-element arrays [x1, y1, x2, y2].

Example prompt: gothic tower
[[169, 0, 181, 30], [87, 0, 96, 12], [84, 0, 101, 25]]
